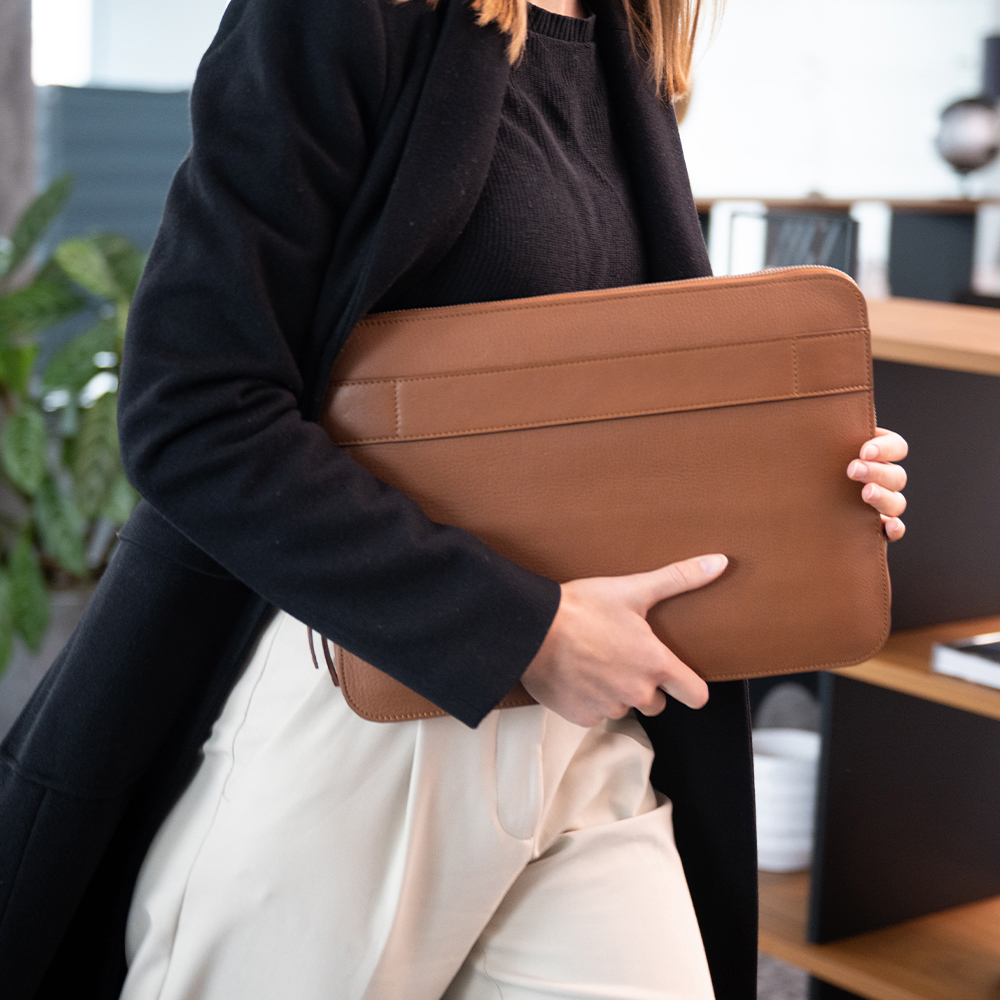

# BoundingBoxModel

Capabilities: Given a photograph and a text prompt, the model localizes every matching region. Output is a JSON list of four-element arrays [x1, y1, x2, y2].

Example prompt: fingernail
[[862, 444, 879, 460], [700, 554, 728, 574], [849, 461, 867, 479], [863, 483, 878, 501]]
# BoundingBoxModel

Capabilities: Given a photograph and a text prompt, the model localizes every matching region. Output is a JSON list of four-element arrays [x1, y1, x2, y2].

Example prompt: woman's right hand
[[520, 554, 729, 727]]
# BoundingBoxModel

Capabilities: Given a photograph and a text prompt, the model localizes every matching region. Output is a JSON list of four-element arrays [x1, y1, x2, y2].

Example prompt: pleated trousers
[[121, 611, 715, 1000]]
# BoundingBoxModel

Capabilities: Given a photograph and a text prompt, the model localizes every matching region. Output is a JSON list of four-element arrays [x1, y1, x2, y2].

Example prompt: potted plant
[[0, 177, 142, 677]]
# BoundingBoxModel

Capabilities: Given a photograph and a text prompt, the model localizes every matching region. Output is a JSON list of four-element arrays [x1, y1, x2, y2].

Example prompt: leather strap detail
[[326, 329, 869, 446]]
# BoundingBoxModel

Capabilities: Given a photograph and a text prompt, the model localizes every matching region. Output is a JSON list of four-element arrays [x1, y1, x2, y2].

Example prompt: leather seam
[[335, 649, 533, 722], [355, 271, 868, 332], [333, 328, 868, 387], [394, 379, 401, 438], [334, 384, 870, 445], [717, 614, 891, 677], [336, 649, 445, 721], [792, 339, 800, 394], [864, 316, 892, 652]]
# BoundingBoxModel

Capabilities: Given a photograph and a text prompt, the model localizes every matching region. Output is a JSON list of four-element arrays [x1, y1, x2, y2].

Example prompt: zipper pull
[[306, 628, 340, 686]]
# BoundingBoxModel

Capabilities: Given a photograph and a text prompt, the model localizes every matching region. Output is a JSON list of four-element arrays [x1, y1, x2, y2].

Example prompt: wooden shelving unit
[[759, 618, 1000, 999], [760, 616, 1000, 1000], [759, 871, 1000, 1000], [834, 615, 1000, 723], [868, 298, 1000, 379], [693, 198, 985, 215]]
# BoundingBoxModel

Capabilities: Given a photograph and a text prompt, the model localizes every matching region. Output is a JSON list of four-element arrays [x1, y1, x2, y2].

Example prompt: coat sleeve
[[117, 0, 561, 728]]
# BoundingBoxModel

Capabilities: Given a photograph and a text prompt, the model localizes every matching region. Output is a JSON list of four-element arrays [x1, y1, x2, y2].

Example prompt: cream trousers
[[121, 611, 715, 1000]]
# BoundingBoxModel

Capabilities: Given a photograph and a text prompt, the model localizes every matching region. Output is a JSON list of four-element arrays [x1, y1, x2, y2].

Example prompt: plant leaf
[[102, 471, 139, 527], [0, 271, 87, 343], [0, 571, 14, 677], [10, 535, 49, 652], [0, 343, 39, 397], [1, 406, 48, 496], [73, 393, 119, 518], [0, 176, 74, 284], [91, 233, 146, 302], [54, 238, 118, 300], [33, 474, 87, 577], [42, 321, 118, 391]]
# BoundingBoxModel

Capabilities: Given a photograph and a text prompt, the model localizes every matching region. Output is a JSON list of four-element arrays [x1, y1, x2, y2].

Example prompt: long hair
[[422, 0, 715, 99]]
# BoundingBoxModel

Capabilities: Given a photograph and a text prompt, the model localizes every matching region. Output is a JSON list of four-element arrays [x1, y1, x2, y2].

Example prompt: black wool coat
[[0, 0, 757, 996]]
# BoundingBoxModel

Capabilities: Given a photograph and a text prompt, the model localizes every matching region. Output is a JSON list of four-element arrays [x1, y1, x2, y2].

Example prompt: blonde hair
[[424, 0, 714, 99]]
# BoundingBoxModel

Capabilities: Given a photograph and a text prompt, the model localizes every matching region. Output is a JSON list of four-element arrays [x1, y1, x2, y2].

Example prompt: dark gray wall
[[888, 211, 975, 303], [37, 85, 193, 251]]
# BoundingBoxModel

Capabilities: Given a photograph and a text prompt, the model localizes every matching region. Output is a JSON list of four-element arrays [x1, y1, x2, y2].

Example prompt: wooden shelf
[[834, 616, 1000, 722], [868, 298, 1000, 378], [759, 870, 1000, 1000], [694, 198, 986, 214]]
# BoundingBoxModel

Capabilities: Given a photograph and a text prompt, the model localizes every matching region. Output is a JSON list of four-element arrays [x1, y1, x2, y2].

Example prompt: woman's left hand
[[847, 427, 908, 542]]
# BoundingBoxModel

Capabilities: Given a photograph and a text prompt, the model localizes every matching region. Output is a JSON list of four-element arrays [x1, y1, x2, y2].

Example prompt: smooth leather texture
[[320, 267, 891, 721]]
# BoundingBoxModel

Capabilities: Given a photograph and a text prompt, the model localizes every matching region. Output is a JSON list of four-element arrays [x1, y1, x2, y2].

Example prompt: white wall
[[32, 0, 93, 85], [679, 0, 1000, 199], [32, 0, 1000, 199], [89, 0, 229, 90]]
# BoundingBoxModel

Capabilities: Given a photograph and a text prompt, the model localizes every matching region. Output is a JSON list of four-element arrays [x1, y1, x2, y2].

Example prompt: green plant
[[0, 177, 143, 673]]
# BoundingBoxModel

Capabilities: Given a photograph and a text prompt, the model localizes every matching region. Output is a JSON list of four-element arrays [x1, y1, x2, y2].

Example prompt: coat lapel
[[590, 0, 712, 282], [361, 1, 512, 302], [309, 0, 512, 414]]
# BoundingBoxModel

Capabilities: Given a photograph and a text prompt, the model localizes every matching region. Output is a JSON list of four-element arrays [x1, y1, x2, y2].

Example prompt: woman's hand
[[848, 428, 908, 542], [520, 554, 728, 728]]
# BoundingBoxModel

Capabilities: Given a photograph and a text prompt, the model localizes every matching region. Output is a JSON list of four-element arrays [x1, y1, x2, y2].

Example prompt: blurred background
[[2, 4, 1000, 1000]]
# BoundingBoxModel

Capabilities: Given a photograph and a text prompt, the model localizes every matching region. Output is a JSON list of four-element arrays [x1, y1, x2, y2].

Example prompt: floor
[[758, 952, 809, 1000]]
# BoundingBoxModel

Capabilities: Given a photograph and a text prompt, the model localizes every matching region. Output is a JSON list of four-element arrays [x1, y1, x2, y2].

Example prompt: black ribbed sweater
[[396, 3, 646, 308]]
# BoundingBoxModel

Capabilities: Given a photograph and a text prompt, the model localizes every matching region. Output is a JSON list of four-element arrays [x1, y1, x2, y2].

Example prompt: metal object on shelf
[[934, 97, 1000, 176]]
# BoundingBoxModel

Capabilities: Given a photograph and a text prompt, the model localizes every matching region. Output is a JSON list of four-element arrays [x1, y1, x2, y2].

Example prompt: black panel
[[888, 212, 974, 303], [872, 359, 1000, 630], [37, 85, 192, 251], [809, 674, 1000, 942], [984, 35, 1000, 100], [765, 211, 857, 277]]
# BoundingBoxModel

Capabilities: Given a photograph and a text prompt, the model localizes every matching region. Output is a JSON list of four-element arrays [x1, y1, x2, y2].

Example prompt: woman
[[0, 0, 907, 996]]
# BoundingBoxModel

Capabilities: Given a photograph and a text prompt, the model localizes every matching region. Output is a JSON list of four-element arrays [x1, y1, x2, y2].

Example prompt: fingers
[[658, 668, 710, 710], [847, 459, 907, 492], [634, 686, 667, 717], [862, 429, 908, 463], [629, 649, 709, 715], [861, 481, 906, 518], [624, 553, 729, 612], [855, 429, 907, 531], [882, 514, 906, 542]]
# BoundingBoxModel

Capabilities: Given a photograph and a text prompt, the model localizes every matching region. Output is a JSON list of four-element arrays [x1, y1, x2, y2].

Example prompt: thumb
[[623, 554, 729, 614]]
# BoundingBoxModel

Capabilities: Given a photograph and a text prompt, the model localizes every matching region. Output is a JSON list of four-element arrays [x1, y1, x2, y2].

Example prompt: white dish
[[753, 728, 821, 873]]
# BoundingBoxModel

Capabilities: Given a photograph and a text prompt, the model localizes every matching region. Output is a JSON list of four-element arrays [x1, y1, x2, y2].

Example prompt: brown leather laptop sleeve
[[319, 266, 890, 721]]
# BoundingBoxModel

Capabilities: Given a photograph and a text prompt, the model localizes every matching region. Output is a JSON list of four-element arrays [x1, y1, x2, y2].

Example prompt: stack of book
[[931, 632, 1000, 690]]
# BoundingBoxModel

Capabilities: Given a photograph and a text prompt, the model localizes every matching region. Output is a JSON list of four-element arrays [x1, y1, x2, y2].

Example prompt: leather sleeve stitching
[[355, 271, 868, 331], [336, 384, 870, 445], [333, 328, 868, 388]]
